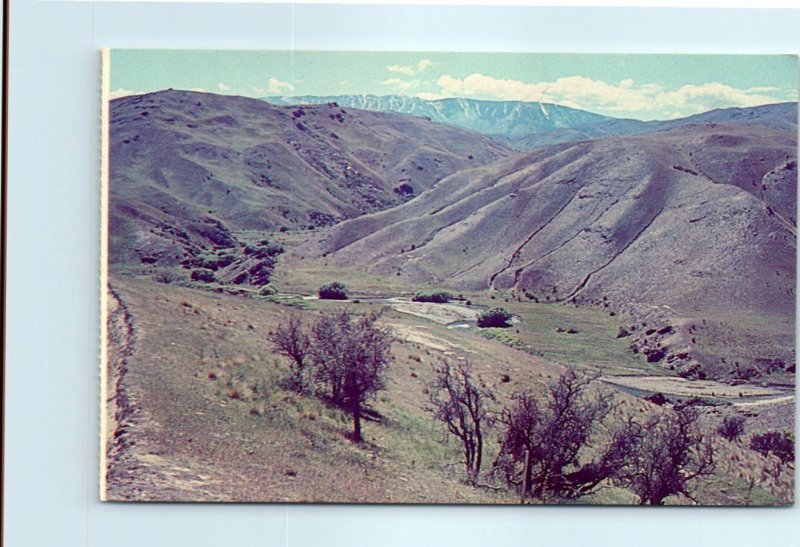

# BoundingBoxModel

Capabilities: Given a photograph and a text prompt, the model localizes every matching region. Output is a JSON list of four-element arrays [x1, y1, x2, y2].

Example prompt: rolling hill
[[108, 90, 511, 265], [307, 121, 796, 378]]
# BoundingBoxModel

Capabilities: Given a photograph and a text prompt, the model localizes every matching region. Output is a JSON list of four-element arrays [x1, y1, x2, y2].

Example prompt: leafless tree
[[269, 314, 311, 392], [614, 405, 715, 505], [493, 369, 616, 501], [428, 360, 494, 484], [311, 310, 393, 442]]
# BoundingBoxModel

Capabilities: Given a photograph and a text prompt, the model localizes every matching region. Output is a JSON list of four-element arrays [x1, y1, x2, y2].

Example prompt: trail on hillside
[[104, 285, 225, 501]]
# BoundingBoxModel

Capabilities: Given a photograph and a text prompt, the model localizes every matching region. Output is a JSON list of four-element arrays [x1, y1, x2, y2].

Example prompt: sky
[[109, 50, 798, 121]]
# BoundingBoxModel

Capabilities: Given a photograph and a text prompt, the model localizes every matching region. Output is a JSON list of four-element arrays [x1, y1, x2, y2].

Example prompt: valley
[[104, 90, 796, 505]]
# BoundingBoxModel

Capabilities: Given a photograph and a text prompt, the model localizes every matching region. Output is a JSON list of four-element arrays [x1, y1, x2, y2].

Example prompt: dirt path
[[601, 375, 794, 407], [104, 285, 225, 501]]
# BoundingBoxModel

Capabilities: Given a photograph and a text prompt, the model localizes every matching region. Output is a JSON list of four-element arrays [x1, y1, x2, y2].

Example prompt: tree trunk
[[521, 448, 531, 503], [352, 406, 362, 443]]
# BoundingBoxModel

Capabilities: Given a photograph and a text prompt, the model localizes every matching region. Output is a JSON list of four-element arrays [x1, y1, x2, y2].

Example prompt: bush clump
[[259, 285, 277, 296], [318, 281, 348, 300], [190, 268, 216, 283], [717, 415, 746, 442], [750, 431, 794, 463], [412, 291, 452, 304], [476, 307, 513, 328]]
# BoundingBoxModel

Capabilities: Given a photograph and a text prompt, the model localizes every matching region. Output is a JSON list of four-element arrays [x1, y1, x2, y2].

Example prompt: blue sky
[[109, 50, 798, 120]]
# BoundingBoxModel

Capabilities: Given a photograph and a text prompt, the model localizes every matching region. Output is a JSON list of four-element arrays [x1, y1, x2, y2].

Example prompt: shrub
[[318, 281, 348, 300], [270, 314, 311, 392], [717, 415, 746, 442], [259, 285, 277, 296], [190, 268, 216, 283], [750, 431, 794, 463], [412, 291, 452, 304], [311, 310, 393, 442], [428, 360, 494, 484], [477, 307, 513, 328], [493, 370, 616, 500], [153, 270, 180, 284], [615, 406, 715, 505]]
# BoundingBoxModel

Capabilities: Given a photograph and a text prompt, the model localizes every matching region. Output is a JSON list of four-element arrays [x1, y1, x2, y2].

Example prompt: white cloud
[[217, 82, 231, 92], [387, 59, 434, 77], [416, 59, 433, 72], [252, 86, 266, 96], [267, 77, 294, 95], [189, 87, 206, 93], [381, 78, 421, 93], [387, 64, 416, 76], [108, 88, 140, 100], [657, 83, 786, 114], [416, 73, 789, 118]]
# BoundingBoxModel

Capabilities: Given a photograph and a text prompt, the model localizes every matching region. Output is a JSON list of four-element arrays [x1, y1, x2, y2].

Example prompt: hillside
[[108, 90, 511, 265], [267, 94, 611, 142], [306, 122, 797, 378]]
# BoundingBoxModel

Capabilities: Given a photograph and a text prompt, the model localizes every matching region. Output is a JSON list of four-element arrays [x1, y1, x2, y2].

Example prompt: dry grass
[[105, 273, 793, 505]]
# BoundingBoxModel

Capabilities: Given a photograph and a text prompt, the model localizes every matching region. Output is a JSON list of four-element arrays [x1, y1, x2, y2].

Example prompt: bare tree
[[428, 360, 494, 484], [615, 406, 715, 505], [269, 314, 312, 391], [493, 369, 616, 501], [311, 310, 393, 442]]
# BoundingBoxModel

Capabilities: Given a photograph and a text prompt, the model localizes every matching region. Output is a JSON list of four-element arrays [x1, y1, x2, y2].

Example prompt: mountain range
[[267, 94, 797, 150], [266, 94, 611, 143]]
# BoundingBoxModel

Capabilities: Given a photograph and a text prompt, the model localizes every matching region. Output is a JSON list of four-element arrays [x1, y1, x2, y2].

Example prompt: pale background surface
[[5, 2, 800, 546]]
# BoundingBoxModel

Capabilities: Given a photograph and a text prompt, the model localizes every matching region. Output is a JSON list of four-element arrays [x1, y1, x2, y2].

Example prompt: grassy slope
[[106, 267, 793, 505]]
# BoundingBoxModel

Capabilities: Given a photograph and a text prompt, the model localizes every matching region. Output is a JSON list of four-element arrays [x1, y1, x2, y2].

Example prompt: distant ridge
[[266, 94, 612, 142], [510, 102, 798, 149], [268, 95, 797, 150]]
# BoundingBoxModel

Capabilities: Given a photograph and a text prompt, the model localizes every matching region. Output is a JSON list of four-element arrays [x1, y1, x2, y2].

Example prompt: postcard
[[101, 49, 796, 504]]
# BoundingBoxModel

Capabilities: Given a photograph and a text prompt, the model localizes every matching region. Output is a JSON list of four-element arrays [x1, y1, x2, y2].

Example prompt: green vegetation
[[318, 281, 349, 300], [717, 415, 746, 442], [477, 307, 513, 328], [412, 291, 453, 304], [190, 268, 215, 283], [750, 431, 795, 463], [476, 328, 527, 351]]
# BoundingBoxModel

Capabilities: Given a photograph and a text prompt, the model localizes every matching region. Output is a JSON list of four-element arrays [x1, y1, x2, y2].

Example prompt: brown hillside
[[108, 90, 511, 265], [308, 123, 796, 377]]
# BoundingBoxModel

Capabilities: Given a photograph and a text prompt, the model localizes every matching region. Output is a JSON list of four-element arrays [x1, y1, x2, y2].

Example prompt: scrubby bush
[[153, 270, 180, 284], [477, 307, 513, 328], [750, 431, 794, 463], [259, 285, 277, 296], [412, 291, 453, 304], [270, 314, 311, 392], [190, 268, 216, 283], [318, 281, 348, 300], [428, 360, 494, 484], [615, 406, 715, 505], [493, 370, 616, 500], [311, 310, 392, 442], [717, 415, 746, 442]]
